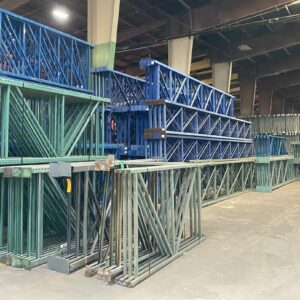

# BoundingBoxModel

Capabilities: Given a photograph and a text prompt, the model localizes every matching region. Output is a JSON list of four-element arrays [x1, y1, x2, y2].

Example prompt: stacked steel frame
[[83, 158, 255, 286], [243, 115, 297, 190], [243, 114, 300, 153], [292, 142, 300, 180], [253, 134, 288, 157], [140, 59, 253, 161], [0, 9, 92, 92], [253, 134, 294, 192], [0, 9, 109, 269], [2, 6, 295, 288], [0, 77, 109, 165], [92, 67, 148, 158]]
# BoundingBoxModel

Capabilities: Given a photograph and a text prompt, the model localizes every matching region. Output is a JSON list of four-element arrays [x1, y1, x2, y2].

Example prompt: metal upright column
[[0, 176, 4, 248], [36, 174, 44, 258], [83, 171, 89, 256], [1, 85, 11, 158]]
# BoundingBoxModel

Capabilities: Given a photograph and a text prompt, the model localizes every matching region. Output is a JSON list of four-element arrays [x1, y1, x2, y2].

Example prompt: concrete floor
[[1, 182, 300, 300]]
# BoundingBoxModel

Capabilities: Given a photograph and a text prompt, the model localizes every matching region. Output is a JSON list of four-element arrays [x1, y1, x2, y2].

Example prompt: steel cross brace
[[0, 8, 92, 92], [0, 77, 109, 164], [140, 59, 235, 116]]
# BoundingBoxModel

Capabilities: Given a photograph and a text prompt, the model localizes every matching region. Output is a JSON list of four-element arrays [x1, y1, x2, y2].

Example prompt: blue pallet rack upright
[[0, 8, 92, 92], [92, 67, 148, 157], [140, 59, 253, 161]]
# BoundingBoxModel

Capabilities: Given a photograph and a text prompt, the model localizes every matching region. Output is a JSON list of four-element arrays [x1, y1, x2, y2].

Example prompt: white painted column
[[212, 62, 232, 93], [168, 36, 194, 74]]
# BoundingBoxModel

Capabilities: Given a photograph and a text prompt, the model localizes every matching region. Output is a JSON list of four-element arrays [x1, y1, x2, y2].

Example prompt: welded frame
[[48, 164, 112, 274], [93, 68, 148, 157], [146, 135, 253, 162], [0, 165, 71, 268], [94, 158, 254, 287], [92, 67, 146, 107], [144, 96, 252, 162], [254, 134, 288, 157], [255, 156, 295, 192], [140, 59, 235, 116], [0, 77, 109, 165], [0, 8, 92, 92]]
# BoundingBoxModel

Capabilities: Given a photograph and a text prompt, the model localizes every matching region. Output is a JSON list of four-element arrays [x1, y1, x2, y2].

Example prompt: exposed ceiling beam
[[118, 20, 165, 43], [285, 97, 300, 104], [169, 0, 295, 36], [0, 0, 29, 10], [260, 71, 300, 90], [253, 53, 300, 78], [214, 24, 300, 62], [279, 85, 300, 98], [118, 0, 295, 42]]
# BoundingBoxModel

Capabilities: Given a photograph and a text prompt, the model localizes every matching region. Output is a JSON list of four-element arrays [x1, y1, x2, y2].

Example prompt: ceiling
[[3, 0, 300, 114]]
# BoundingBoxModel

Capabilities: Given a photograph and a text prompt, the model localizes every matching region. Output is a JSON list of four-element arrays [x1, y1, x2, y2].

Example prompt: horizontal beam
[[119, 0, 295, 41], [214, 24, 300, 62], [117, 20, 165, 43], [255, 53, 300, 78], [260, 70, 300, 90], [169, 0, 295, 37], [0, 0, 29, 10], [192, 0, 294, 32], [278, 84, 300, 98]]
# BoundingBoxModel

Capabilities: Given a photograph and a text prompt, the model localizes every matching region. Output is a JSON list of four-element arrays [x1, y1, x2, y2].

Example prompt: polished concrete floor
[[1, 182, 300, 300]]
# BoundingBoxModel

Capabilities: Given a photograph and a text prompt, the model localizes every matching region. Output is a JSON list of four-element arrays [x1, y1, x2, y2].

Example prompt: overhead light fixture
[[289, 0, 300, 5], [52, 7, 69, 22], [238, 44, 252, 51]]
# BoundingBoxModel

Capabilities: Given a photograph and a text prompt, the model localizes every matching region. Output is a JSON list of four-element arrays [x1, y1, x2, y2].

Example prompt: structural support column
[[88, 0, 120, 68], [258, 86, 273, 115], [239, 72, 256, 116], [212, 62, 232, 93], [168, 36, 194, 74], [271, 94, 283, 114]]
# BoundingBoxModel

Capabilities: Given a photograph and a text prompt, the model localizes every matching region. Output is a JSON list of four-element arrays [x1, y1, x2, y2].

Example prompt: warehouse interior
[[0, 1, 300, 299]]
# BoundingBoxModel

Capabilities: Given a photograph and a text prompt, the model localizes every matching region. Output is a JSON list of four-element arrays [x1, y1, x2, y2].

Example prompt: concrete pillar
[[258, 86, 273, 115], [212, 62, 232, 93], [88, 0, 120, 68], [168, 36, 194, 74], [239, 73, 256, 116], [272, 94, 283, 114]]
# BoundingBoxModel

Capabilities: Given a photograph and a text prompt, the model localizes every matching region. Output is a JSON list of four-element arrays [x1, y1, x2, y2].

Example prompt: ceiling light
[[238, 44, 252, 51], [52, 7, 69, 22], [289, 0, 300, 5]]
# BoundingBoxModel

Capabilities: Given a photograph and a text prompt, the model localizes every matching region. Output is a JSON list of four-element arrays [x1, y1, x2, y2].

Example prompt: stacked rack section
[[254, 134, 294, 192], [254, 134, 288, 157], [0, 9, 92, 92], [0, 8, 109, 270], [0, 77, 109, 166], [0, 165, 72, 268], [92, 67, 148, 158], [140, 59, 252, 161], [243, 114, 300, 153]]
